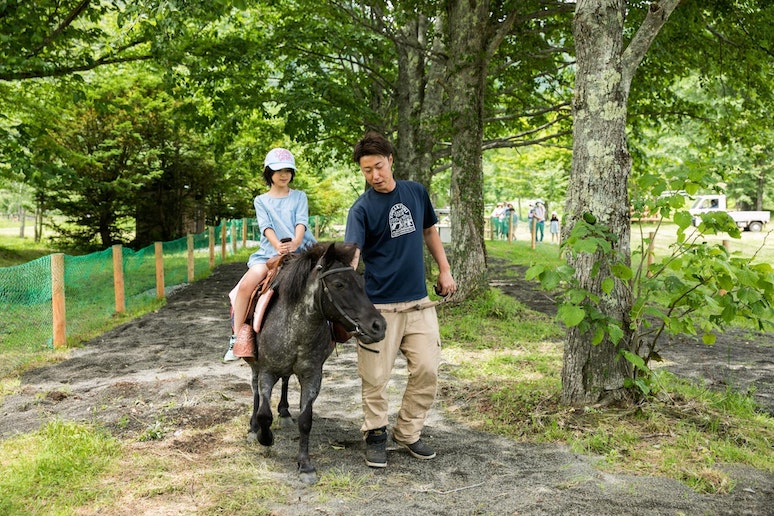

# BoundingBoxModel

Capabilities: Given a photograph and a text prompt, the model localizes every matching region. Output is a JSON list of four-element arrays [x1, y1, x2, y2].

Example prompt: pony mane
[[276, 242, 357, 305]]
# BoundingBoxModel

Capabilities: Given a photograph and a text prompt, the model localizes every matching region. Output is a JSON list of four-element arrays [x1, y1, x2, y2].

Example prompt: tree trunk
[[394, 15, 441, 187], [562, 0, 679, 406], [35, 201, 43, 243], [18, 206, 25, 238], [445, 0, 490, 298]]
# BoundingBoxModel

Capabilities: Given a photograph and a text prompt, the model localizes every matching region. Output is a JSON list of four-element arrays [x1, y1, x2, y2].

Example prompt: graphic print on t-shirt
[[389, 203, 416, 238]]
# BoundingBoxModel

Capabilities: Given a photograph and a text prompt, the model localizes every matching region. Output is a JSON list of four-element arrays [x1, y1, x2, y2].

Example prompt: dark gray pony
[[247, 242, 386, 483]]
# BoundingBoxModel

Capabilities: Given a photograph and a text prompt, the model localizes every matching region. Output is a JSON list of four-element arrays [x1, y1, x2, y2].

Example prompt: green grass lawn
[[631, 221, 774, 265], [0, 234, 57, 268]]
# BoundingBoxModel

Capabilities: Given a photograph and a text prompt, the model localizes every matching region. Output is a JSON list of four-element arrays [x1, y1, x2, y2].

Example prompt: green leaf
[[542, 270, 560, 290], [717, 274, 735, 291], [567, 288, 587, 304], [601, 277, 614, 295], [620, 349, 646, 371], [525, 264, 545, 281], [573, 239, 599, 254], [635, 378, 651, 395], [701, 333, 716, 345], [673, 210, 693, 230], [607, 323, 624, 344], [558, 304, 586, 327], [611, 263, 632, 280]]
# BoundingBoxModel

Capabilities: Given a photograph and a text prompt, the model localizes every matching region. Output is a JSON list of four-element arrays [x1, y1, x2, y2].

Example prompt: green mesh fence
[[0, 255, 53, 351], [0, 219, 252, 377]]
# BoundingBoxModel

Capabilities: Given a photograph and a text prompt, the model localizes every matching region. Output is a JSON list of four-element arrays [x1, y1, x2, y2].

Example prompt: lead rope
[[379, 286, 452, 313]]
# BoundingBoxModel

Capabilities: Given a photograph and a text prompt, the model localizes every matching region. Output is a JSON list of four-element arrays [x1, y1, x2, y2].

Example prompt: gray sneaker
[[365, 427, 388, 468], [223, 335, 238, 362], [397, 438, 436, 460]]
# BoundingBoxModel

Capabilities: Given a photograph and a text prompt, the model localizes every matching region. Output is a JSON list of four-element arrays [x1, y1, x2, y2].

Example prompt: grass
[[0, 233, 58, 267], [0, 420, 121, 514]]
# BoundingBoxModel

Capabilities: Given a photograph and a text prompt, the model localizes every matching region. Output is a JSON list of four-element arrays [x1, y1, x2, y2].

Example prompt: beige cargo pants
[[357, 297, 441, 445]]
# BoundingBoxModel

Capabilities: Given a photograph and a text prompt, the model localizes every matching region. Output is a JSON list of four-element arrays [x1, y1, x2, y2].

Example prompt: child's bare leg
[[232, 264, 269, 333]]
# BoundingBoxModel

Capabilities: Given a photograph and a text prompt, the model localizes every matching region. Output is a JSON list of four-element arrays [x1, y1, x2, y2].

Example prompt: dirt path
[[1, 261, 773, 515]]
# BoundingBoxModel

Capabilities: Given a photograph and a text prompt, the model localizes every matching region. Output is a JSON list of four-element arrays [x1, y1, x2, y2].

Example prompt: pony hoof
[[279, 416, 294, 429], [259, 433, 274, 447], [298, 471, 317, 485]]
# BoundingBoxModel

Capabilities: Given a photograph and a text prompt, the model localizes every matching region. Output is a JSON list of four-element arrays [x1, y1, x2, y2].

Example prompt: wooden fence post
[[231, 219, 238, 254], [51, 253, 66, 348], [112, 244, 125, 314], [155, 242, 165, 299], [242, 218, 248, 247], [209, 226, 215, 269], [187, 234, 195, 283], [221, 223, 227, 261]]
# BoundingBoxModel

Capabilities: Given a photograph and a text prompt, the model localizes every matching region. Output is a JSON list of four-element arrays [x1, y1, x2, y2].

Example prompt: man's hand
[[435, 270, 456, 297]]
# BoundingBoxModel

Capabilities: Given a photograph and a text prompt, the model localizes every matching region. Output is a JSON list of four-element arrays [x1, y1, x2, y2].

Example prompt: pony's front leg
[[296, 372, 323, 483], [248, 370, 276, 447], [247, 365, 261, 443]]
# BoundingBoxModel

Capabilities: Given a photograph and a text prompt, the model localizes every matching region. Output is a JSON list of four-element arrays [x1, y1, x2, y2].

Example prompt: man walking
[[345, 132, 456, 468]]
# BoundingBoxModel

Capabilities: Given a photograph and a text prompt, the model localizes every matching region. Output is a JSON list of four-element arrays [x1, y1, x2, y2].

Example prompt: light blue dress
[[247, 189, 316, 268]]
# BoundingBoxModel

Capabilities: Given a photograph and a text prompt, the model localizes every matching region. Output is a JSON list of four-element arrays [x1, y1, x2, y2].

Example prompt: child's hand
[[279, 237, 292, 254]]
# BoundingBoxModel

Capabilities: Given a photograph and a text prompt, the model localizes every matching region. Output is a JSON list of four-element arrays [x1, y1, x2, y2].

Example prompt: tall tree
[[561, 0, 680, 405], [31, 71, 218, 249]]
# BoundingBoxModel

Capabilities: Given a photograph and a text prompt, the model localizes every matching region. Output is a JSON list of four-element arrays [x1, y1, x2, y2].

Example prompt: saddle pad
[[252, 288, 275, 333]]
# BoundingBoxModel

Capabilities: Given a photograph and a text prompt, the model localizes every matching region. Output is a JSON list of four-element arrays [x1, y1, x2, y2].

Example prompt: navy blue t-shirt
[[345, 180, 438, 304]]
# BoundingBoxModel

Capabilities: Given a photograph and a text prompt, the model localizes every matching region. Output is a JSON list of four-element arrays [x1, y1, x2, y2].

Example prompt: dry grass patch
[[438, 371, 774, 494]]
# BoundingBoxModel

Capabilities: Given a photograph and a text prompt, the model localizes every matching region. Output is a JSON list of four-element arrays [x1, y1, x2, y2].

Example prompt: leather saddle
[[231, 254, 353, 362], [232, 254, 287, 361]]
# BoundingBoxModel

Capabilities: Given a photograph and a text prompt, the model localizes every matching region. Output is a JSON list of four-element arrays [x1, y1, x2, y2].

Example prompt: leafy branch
[[528, 192, 774, 398]]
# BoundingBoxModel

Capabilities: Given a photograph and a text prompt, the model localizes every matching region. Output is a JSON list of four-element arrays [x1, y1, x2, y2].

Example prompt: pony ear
[[322, 241, 337, 266]]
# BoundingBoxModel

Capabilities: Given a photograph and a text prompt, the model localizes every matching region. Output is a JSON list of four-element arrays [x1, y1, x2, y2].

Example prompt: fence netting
[[0, 219, 257, 377]]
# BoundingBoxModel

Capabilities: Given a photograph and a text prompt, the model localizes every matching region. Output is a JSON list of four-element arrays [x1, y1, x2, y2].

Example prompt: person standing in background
[[534, 200, 546, 242], [549, 211, 560, 243], [490, 202, 505, 240], [505, 203, 516, 241]]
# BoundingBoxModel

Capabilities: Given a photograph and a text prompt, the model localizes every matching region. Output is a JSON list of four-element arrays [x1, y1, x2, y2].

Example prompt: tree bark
[[445, 0, 491, 298], [562, 0, 679, 406], [394, 15, 442, 187]]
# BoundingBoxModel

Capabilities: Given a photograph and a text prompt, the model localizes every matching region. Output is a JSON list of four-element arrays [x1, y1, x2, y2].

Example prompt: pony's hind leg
[[278, 376, 294, 428]]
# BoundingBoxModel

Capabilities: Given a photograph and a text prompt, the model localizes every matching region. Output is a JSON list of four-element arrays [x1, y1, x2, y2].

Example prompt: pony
[[246, 242, 386, 483]]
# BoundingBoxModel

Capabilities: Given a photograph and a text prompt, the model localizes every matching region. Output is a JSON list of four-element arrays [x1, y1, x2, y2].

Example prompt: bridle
[[315, 264, 364, 338]]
